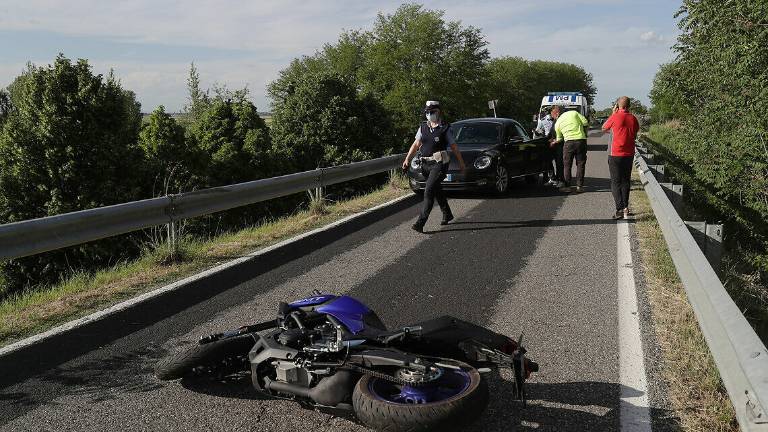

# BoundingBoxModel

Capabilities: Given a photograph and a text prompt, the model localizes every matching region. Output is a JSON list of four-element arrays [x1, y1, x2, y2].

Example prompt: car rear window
[[453, 123, 501, 146]]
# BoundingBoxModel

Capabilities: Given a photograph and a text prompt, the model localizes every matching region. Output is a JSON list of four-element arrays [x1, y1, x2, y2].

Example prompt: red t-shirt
[[602, 110, 639, 157]]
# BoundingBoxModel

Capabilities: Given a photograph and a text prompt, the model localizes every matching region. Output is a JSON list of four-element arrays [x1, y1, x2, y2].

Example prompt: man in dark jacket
[[402, 101, 467, 233]]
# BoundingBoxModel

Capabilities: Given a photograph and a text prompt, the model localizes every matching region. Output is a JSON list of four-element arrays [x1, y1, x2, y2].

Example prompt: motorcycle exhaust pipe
[[265, 370, 354, 406]]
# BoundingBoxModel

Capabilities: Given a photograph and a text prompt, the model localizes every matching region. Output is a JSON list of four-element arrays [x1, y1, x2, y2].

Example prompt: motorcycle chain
[[345, 364, 427, 387]]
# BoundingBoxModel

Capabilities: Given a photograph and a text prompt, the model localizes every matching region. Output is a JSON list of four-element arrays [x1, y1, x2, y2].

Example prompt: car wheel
[[494, 164, 509, 195]]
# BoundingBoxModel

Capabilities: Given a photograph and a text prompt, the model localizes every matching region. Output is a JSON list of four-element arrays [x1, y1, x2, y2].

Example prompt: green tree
[[183, 62, 210, 124], [0, 54, 144, 293], [648, 62, 690, 123], [355, 3, 490, 145], [0, 89, 10, 127], [485, 57, 597, 121], [192, 90, 272, 186], [669, 0, 767, 219], [139, 105, 203, 194], [269, 68, 393, 172], [647, 0, 768, 274]]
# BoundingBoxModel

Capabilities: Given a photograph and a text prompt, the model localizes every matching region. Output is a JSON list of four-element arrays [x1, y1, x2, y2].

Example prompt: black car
[[407, 118, 551, 194]]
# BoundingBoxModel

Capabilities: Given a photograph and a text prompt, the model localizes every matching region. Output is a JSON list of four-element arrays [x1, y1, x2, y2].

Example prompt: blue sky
[[0, 0, 682, 113]]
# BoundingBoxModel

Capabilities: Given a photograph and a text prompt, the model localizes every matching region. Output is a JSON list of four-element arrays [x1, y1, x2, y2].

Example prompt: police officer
[[402, 101, 467, 233]]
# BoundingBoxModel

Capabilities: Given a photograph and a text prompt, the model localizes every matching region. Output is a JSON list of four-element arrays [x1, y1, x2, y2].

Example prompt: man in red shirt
[[602, 96, 640, 219]]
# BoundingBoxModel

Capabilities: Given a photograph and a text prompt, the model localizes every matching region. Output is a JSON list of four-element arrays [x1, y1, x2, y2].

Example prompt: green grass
[[0, 177, 411, 347], [630, 173, 737, 432]]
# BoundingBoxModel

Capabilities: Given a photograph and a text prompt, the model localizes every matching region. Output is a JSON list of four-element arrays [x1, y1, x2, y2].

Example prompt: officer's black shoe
[[411, 221, 425, 233], [440, 214, 454, 225]]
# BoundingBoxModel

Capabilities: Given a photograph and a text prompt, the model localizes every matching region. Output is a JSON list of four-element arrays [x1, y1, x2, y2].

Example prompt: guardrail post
[[648, 164, 665, 182], [166, 195, 178, 255], [307, 167, 325, 213], [685, 221, 724, 267], [660, 183, 684, 214]]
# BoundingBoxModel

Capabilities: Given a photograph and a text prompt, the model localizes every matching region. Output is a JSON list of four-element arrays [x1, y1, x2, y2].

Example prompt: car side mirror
[[508, 136, 525, 144]]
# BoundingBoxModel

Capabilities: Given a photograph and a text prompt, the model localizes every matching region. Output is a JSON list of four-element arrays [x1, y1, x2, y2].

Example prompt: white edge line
[[618, 219, 652, 432], [0, 192, 415, 357]]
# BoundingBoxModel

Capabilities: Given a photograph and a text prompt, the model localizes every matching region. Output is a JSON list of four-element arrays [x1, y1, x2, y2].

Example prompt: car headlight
[[410, 157, 421, 169], [474, 155, 492, 170]]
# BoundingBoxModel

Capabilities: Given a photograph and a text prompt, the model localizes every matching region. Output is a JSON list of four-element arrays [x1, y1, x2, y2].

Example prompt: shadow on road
[[180, 372, 265, 401], [431, 218, 622, 233], [157, 371, 681, 432], [470, 372, 679, 431], [0, 344, 168, 424]]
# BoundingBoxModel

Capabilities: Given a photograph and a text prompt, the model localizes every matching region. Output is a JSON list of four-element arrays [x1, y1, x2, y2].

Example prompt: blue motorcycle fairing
[[287, 294, 373, 335], [288, 294, 337, 308], [316, 296, 372, 335]]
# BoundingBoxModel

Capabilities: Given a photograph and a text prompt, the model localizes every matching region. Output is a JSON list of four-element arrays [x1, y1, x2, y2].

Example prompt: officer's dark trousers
[[608, 155, 634, 211], [418, 162, 451, 224], [563, 139, 587, 187]]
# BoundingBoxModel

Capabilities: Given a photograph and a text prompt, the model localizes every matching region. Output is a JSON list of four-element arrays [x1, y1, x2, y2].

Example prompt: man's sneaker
[[546, 179, 558, 186], [411, 221, 425, 233], [612, 210, 623, 220], [575, 186, 584, 193], [557, 181, 566, 188], [558, 185, 572, 193], [441, 214, 454, 225], [623, 208, 632, 220]]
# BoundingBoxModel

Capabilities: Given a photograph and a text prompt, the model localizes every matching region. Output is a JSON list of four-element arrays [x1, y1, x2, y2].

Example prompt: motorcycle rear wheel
[[155, 335, 255, 380], [352, 359, 488, 432]]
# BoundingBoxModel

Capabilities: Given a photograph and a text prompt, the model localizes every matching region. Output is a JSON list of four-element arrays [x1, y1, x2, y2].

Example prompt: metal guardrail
[[0, 154, 404, 261], [635, 146, 768, 430]]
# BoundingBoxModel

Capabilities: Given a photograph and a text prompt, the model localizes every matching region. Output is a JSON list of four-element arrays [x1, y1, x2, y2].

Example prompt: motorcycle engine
[[277, 328, 305, 348]]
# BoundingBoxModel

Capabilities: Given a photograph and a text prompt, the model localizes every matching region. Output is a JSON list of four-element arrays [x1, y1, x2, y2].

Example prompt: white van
[[540, 92, 590, 118]]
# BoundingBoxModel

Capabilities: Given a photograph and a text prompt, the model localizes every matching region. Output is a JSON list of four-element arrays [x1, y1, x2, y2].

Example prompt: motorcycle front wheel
[[352, 359, 488, 432], [155, 335, 255, 380]]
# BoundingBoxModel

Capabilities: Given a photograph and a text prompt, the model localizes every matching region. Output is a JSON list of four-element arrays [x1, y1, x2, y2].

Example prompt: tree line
[[648, 0, 767, 273], [0, 3, 595, 296]]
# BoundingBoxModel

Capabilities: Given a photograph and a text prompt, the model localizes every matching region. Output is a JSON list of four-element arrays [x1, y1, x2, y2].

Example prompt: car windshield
[[453, 123, 501, 146]]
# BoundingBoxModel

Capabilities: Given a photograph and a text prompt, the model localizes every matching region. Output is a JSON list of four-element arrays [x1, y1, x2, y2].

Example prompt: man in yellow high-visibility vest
[[551, 105, 589, 193]]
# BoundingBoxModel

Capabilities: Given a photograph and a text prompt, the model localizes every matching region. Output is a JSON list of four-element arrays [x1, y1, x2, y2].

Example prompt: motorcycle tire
[[352, 359, 488, 432], [155, 335, 255, 380]]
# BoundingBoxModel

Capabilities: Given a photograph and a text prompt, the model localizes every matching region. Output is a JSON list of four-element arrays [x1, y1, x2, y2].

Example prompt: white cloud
[[0, 0, 679, 111], [640, 31, 664, 43]]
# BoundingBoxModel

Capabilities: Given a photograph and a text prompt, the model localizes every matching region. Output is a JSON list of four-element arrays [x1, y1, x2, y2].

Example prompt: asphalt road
[[0, 131, 675, 431]]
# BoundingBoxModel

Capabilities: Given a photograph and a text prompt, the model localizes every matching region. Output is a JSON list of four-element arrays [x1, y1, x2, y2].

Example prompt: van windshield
[[541, 104, 582, 114], [452, 123, 501, 146]]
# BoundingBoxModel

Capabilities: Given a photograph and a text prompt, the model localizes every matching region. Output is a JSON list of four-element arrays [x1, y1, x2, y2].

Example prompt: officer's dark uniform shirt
[[415, 122, 455, 156]]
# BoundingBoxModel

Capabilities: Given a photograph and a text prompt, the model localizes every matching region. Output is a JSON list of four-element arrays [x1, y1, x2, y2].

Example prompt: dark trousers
[[550, 142, 564, 182], [608, 155, 634, 211], [563, 139, 587, 187], [418, 162, 451, 224]]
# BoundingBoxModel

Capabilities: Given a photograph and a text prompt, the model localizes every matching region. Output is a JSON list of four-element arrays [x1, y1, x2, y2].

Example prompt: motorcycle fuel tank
[[316, 296, 372, 334], [288, 294, 337, 308], [288, 294, 373, 334]]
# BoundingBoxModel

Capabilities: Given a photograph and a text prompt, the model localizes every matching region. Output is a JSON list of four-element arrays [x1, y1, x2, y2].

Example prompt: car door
[[514, 121, 548, 174], [502, 123, 526, 177]]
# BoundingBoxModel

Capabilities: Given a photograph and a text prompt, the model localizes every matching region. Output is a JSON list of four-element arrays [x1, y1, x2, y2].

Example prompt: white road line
[[617, 219, 652, 432]]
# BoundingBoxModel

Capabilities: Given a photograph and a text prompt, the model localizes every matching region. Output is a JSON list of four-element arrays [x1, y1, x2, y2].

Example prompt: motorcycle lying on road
[[155, 291, 538, 431]]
